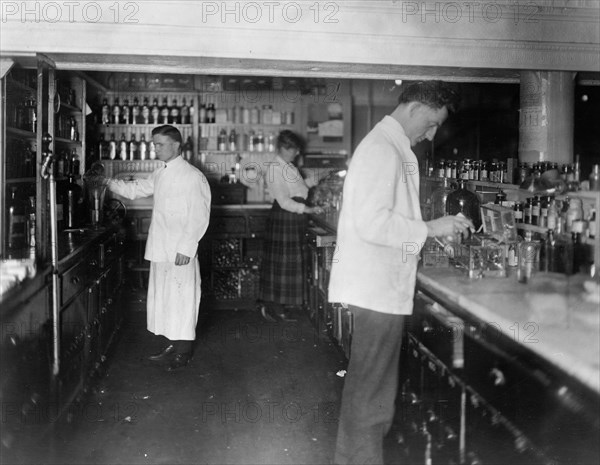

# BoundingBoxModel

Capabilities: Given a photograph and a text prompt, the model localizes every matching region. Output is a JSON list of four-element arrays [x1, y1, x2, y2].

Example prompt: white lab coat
[[109, 156, 211, 339], [328, 116, 428, 315]]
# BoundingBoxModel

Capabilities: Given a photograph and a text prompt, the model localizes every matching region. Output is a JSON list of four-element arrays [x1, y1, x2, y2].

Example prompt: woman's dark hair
[[277, 130, 305, 154], [398, 81, 460, 113], [152, 124, 183, 144]]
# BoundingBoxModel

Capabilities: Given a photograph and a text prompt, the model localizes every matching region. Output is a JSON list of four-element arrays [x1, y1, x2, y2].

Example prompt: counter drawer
[[207, 215, 247, 236], [61, 251, 99, 305], [99, 233, 121, 268]]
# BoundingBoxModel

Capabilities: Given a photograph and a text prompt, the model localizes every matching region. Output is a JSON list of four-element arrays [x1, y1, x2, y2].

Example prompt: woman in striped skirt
[[259, 130, 323, 321]]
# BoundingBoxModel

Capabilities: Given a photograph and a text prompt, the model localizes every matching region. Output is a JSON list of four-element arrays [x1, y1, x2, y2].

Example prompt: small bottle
[[531, 195, 540, 226], [121, 99, 131, 125], [199, 103, 207, 124], [256, 130, 265, 152], [149, 141, 156, 160], [131, 97, 140, 125], [129, 134, 138, 160], [160, 98, 170, 124], [141, 98, 150, 124], [590, 164, 600, 191], [26, 195, 36, 256], [250, 106, 260, 125], [170, 98, 180, 124], [101, 99, 110, 125], [119, 133, 128, 161], [108, 133, 117, 160], [588, 209, 596, 239], [524, 198, 532, 224], [207, 103, 216, 124], [139, 134, 148, 160], [513, 202, 524, 224], [70, 149, 80, 177], [218, 129, 227, 152], [151, 98, 160, 124], [183, 136, 193, 161], [98, 133, 108, 160], [112, 98, 121, 125], [228, 129, 237, 152], [518, 231, 540, 284], [69, 117, 79, 141], [65, 175, 82, 229], [180, 98, 190, 124]]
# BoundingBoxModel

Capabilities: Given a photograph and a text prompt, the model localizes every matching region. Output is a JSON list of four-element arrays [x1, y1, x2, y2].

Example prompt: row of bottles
[[428, 157, 512, 184], [201, 127, 278, 153], [199, 102, 295, 126], [5, 138, 36, 179], [98, 133, 194, 161], [54, 149, 81, 179], [5, 185, 36, 255], [6, 96, 37, 133], [101, 97, 194, 125], [55, 114, 80, 141]]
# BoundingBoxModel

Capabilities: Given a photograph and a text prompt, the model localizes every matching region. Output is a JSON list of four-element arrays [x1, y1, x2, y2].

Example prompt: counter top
[[417, 267, 600, 394], [57, 224, 121, 269], [125, 203, 273, 211]]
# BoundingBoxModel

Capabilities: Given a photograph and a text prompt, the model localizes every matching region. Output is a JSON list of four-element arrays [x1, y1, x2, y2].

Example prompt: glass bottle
[[119, 133, 128, 161], [524, 198, 532, 225], [431, 178, 455, 221], [131, 97, 140, 125], [69, 117, 79, 141], [564, 197, 583, 234], [480, 161, 488, 181], [513, 202, 524, 224], [207, 103, 216, 124], [446, 179, 481, 230], [218, 129, 227, 152], [183, 136, 193, 161], [531, 195, 540, 226], [70, 149, 80, 177], [149, 141, 156, 160], [170, 98, 180, 124], [65, 176, 83, 229], [26, 195, 36, 257], [256, 130, 265, 152], [151, 98, 160, 124], [112, 98, 121, 125], [121, 99, 130, 124], [436, 159, 445, 178], [199, 103, 207, 124], [588, 209, 596, 239], [160, 98, 170, 124], [109, 133, 117, 160], [180, 98, 190, 124], [517, 231, 540, 284], [129, 134, 138, 160], [590, 164, 600, 191], [6, 187, 25, 250], [98, 133, 108, 160], [101, 98, 110, 125], [228, 129, 237, 152], [141, 97, 150, 124], [139, 134, 148, 160]]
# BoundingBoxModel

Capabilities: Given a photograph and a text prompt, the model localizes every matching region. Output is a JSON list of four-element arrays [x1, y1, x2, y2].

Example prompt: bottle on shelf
[[101, 99, 110, 125], [6, 186, 25, 250], [199, 103, 207, 124], [170, 99, 180, 124], [131, 97, 140, 125], [129, 134, 138, 160], [70, 149, 80, 177], [256, 130, 265, 152], [139, 134, 148, 160], [25, 97, 37, 132], [180, 98, 190, 124], [141, 97, 150, 124], [188, 100, 195, 122], [56, 148, 66, 177], [564, 196, 583, 234], [26, 195, 36, 258], [23, 145, 35, 178], [112, 98, 121, 125], [182, 136, 193, 161], [149, 140, 156, 160], [517, 231, 540, 284], [513, 201, 524, 224], [119, 133, 128, 161], [588, 209, 596, 239], [160, 98, 170, 124], [108, 133, 117, 160], [250, 106, 260, 125], [122, 99, 131, 125], [531, 195, 540, 226], [228, 129, 237, 152], [218, 129, 227, 152], [207, 103, 216, 124], [590, 164, 600, 191], [98, 133, 108, 160], [151, 98, 160, 125], [65, 175, 83, 229], [69, 117, 79, 141], [242, 106, 250, 124]]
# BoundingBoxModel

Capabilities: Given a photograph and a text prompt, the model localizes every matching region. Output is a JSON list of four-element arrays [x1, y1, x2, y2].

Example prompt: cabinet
[[396, 290, 600, 465], [200, 207, 269, 309]]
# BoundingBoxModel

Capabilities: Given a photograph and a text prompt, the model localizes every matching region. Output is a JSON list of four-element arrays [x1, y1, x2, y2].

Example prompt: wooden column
[[518, 71, 575, 165]]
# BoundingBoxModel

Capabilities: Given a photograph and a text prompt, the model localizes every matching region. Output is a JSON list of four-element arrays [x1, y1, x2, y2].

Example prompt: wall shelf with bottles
[[6, 127, 36, 139]]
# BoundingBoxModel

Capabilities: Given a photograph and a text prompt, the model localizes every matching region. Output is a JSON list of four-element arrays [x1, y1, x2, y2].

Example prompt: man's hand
[[175, 253, 191, 266], [426, 215, 474, 238]]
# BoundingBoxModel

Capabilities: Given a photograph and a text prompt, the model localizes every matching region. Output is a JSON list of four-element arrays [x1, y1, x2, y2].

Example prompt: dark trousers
[[334, 305, 405, 465]]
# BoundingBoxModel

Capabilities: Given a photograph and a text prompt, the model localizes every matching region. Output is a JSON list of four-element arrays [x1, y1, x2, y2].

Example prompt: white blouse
[[264, 155, 309, 214]]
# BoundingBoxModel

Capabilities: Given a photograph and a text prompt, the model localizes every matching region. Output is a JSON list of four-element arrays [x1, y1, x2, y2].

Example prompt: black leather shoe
[[260, 305, 277, 322], [167, 353, 192, 371], [276, 312, 297, 322], [148, 344, 175, 362]]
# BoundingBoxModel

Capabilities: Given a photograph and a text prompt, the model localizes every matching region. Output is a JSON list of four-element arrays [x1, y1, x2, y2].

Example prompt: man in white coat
[[328, 81, 473, 464], [108, 125, 211, 371]]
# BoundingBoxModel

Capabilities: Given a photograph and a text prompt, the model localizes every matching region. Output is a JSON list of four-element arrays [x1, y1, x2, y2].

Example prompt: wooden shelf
[[102, 123, 193, 128], [54, 137, 82, 147], [6, 127, 36, 139], [199, 123, 294, 127], [58, 101, 82, 113], [7, 78, 36, 94], [5, 177, 36, 184]]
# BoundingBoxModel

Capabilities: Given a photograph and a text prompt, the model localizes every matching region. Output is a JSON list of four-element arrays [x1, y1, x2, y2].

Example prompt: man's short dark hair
[[398, 81, 459, 113], [152, 125, 183, 144], [277, 129, 305, 153]]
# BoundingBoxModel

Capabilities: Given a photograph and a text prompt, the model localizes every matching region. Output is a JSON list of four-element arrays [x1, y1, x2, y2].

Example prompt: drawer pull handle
[[489, 367, 506, 386], [89, 259, 98, 267], [71, 276, 80, 284]]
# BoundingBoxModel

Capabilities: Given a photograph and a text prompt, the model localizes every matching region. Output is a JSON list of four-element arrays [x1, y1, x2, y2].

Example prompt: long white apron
[[147, 260, 201, 341]]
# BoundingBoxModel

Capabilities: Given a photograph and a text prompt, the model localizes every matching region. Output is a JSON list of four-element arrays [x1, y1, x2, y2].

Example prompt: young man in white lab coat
[[328, 81, 473, 464], [108, 125, 211, 371]]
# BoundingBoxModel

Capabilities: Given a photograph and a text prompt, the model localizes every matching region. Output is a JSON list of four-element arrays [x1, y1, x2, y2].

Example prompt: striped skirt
[[259, 199, 306, 306]]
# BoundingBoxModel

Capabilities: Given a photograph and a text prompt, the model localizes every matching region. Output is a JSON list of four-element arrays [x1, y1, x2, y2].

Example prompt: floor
[[6, 289, 408, 465]]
